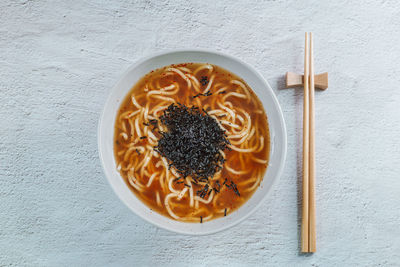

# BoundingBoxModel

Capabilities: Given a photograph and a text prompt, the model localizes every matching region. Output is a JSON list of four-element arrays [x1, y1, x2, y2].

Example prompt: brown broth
[[114, 63, 270, 222]]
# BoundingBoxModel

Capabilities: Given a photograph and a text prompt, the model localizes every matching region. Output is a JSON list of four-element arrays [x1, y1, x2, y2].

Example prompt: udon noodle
[[114, 63, 269, 222]]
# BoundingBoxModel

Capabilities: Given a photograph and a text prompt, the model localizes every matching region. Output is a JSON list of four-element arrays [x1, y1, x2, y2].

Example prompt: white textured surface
[[1, 1, 400, 266]]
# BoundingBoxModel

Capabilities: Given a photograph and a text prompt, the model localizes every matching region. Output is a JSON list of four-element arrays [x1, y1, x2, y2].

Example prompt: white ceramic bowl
[[98, 49, 286, 235]]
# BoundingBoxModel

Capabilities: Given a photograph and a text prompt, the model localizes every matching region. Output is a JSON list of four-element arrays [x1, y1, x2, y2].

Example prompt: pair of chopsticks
[[286, 33, 328, 253], [301, 32, 316, 253]]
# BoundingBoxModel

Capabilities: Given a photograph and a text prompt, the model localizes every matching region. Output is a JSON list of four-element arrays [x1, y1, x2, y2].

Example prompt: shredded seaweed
[[155, 103, 229, 181], [192, 91, 213, 99], [200, 76, 209, 86]]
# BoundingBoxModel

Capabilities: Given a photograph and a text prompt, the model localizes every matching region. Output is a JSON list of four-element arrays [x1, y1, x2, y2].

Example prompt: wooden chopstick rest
[[286, 72, 328, 90]]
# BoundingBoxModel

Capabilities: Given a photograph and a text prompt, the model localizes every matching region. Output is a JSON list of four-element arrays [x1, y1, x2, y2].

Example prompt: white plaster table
[[1, 1, 400, 266]]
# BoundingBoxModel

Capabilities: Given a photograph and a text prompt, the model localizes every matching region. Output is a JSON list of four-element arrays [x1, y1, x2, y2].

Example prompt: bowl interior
[[98, 50, 286, 235]]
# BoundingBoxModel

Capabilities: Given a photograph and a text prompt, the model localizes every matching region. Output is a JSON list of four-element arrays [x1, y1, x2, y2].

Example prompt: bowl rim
[[98, 48, 287, 235]]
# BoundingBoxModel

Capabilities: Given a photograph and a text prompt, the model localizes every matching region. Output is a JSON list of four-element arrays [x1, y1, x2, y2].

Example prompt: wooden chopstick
[[301, 32, 310, 253], [308, 32, 316, 252], [287, 33, 326, 252], [302, 32, 317, 253]]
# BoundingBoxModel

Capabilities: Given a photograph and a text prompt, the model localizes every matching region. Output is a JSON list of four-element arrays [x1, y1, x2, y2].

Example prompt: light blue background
[[1, 1, 400, 266]]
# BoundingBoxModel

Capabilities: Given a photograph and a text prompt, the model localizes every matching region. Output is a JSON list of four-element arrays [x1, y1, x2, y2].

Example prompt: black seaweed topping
[[230, 181, 240, 196], [200, 76, 209, 86], [192, 91, 213, 99], [155, 103, 229, 181], [224, 180, 240, 196], [212, 180, 221, 193], [149, 119, 158, 125]]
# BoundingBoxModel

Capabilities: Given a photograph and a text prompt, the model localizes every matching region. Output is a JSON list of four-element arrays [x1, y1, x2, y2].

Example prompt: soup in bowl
[[98, 50, 286, 234]]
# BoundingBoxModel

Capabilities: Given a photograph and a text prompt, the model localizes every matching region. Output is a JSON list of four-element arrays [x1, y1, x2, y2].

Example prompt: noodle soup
[[114, 63, 269, 223]]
